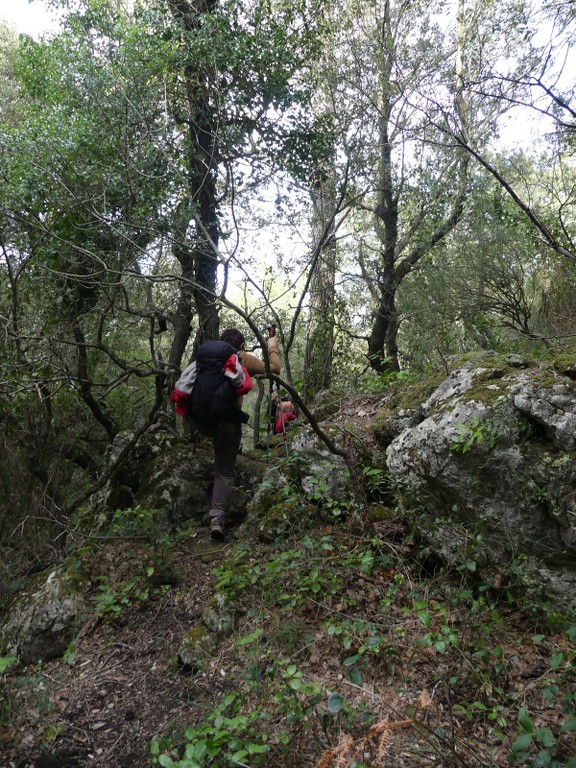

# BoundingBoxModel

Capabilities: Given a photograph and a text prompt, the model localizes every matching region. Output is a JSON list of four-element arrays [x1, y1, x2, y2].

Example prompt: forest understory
[[1, 511, 574, 768], [2, 0, 576, 764]]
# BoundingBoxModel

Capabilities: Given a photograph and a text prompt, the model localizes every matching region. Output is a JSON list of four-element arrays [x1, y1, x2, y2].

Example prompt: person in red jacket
[[209, 326, 281, 540], [272, 395, 297, 435]]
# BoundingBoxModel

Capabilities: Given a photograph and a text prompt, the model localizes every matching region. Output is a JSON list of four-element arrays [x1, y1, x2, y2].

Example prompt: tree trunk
[[368, 0, 400, 372], [169, 0, 221, 352], [189, 81, 220, 345], [368, 283, 400, 372], [303, 178, 337, 402], [168, 205, 196, 373], [366, 0, 470, 373], [73, 320, 118, 439]]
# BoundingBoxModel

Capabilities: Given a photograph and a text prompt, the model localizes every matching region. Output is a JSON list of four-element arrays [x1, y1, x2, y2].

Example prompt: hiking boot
[[210, 519, 225, 541]]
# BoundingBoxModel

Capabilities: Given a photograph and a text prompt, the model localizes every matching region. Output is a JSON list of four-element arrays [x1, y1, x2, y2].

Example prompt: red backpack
[[273, 396, 297, 435]]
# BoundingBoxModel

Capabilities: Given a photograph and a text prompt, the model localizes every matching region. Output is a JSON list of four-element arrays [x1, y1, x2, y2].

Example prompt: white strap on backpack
[[174, 361, 197, 396]]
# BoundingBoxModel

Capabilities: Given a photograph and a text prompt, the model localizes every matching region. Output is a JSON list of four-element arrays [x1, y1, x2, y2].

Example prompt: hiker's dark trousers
[[210, 422, 242, 523]]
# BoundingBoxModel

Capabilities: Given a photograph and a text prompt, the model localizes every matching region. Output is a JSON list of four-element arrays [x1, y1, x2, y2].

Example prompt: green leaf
[[518, 707, 535, 733], [550, 652, 564, 669], [348, 669, 363, 686], [0, 657, 16, 674], [248, 744, 269, 754], [535, 726, 556, 748], [158, 756, 175, 768], [236, 629, 263, 646], [418, 610, 431, 628], [561, 717, 576, 733], [511, 732, 533, 753], [343, 654, 361, 667], [534, 748, 553, 767], [192, 741, 208, 760], [327, 691, 345, 714], [222, 693, 237, 708]]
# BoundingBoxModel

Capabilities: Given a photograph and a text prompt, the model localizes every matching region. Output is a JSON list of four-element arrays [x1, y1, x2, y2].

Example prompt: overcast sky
[[1, 0, 60, 37]]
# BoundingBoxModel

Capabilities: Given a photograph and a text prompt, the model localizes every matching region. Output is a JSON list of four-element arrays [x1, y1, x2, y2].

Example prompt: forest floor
[[1, 397, 575, 768], [2, 523, 575, 768]]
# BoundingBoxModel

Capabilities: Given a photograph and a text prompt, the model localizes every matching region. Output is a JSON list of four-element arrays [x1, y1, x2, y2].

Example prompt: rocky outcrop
[[384, 355, 576, 611], [87, 425, 268, 533], [244, 425, 354, 542], [177, 593, 240, 672], [6, 354, 576, 668], [0, 427, 267, 666], [99, 427, 214, 528], [0, 565, 88, 665]]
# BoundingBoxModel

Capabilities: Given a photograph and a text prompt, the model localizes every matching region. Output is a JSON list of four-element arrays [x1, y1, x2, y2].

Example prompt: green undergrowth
[[151, 525, 576, 768], [3, 497, 573, 767]]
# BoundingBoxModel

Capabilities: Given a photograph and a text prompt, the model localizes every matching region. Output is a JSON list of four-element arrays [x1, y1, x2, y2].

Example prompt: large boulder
[[290, 426, 351, 501], [385, 355, 576, 612], [0, 565, 88, 665]]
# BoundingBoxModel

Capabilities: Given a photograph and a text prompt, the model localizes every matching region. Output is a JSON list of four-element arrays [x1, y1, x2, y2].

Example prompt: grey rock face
[[177, 594, 239, 672], [290, 426, 351, 501], [511, 376, 576, 450], [385, 359, 576, 611], [0, 567, 87, 665], [102, 428, 214, 527], [94, 427, 266, 532]]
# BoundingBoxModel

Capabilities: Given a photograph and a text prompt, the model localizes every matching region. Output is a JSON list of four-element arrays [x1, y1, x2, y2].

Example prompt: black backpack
[[188, 340, 248, 436]]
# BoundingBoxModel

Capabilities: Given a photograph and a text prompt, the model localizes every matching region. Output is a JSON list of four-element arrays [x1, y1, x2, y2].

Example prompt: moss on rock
[[177, 624, 217, 672], [0, 562, 89, 665]]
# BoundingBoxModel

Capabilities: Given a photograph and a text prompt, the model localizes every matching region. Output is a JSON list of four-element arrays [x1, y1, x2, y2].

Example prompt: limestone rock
[[290, 426, 351, 502], [511, 375, 576, 450], [385, 358, 576, 611], [0, 566, 88, 665], [177, 594, 239, 671], [202, 593, 239, 636], [102, 428, 213, 527], [178, 625, 218, 671], [87, 426, 266, 535]]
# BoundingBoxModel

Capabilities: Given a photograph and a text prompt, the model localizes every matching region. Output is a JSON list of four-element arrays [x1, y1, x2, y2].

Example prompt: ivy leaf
[[348, 669, 363, 686], [511, 732, 533, 752], [327, 691, 345, 714], [518, 707, 535, 733]]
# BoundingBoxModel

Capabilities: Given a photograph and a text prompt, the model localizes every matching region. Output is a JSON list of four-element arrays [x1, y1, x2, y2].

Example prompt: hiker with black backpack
[[171, 326, 281, 540]]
